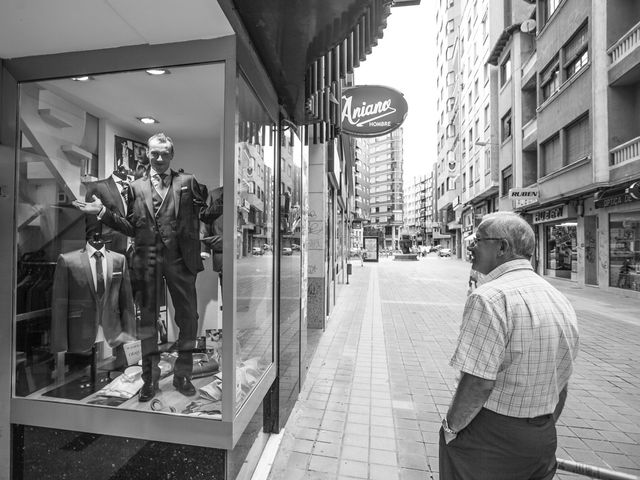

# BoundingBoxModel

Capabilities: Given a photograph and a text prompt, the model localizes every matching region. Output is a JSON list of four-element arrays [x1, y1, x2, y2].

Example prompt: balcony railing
[[610, 135, 640, 166], [608, 20, 640, 65]]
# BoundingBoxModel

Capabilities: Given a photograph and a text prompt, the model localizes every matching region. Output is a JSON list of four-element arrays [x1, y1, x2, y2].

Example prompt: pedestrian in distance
[[440, 211, 580, 480]]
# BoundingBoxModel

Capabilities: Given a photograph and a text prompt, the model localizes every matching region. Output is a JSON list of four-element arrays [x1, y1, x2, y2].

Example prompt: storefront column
[[307, 142, 328, 329]]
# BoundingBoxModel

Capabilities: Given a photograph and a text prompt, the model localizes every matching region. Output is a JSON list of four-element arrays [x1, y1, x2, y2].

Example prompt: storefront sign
[[509, 187, 539, 208], [341, 85, 408, 137], [532, 204, 568, 224]]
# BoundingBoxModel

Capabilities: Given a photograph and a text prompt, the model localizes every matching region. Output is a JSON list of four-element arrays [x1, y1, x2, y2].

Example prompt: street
[[266, 255, 640, 480]]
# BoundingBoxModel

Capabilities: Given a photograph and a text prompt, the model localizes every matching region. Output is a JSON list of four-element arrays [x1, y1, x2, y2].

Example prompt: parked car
[[282, 247, 293, 256], [438, 248, 452, 257], [252, 246, 263, 255]]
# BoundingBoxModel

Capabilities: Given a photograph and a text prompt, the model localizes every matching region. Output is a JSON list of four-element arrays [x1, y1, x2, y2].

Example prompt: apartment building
[[487, 0, 640, 294], [358, 129, 405, 249], [404, 174, 432, 246]]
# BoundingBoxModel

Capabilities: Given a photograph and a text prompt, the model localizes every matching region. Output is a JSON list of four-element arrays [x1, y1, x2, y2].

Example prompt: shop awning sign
[[532, 204, 568, 224], [341, 85, 408, 137]]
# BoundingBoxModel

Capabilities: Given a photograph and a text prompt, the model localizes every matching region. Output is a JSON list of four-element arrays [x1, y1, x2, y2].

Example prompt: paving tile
[[369, 464, 399, 480], [308, 454, 339, 474], [370, 436, 396, 452], [292, 439, 315, 454], [317, 430, 342, 444], [369, 448, 398, 467], [313, 441, 341, 458]]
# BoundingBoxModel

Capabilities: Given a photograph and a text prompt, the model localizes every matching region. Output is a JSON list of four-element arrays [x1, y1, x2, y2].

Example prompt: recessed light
[[71, 76, 93, 82], [146, 69, 170, 76], [138, 117, 159, 124]]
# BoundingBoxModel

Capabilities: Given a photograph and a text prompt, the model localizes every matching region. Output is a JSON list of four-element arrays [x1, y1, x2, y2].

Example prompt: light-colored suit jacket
[[51, 248, 136, 353]]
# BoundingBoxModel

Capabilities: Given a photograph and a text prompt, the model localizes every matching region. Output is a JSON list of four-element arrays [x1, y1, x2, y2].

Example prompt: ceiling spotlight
[[137, 117, 159, 124], [146, 69, 170, 76], [71, 76, 93, 82]]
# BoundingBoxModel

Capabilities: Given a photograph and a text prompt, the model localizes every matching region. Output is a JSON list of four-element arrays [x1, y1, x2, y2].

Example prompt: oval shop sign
[[341, 85, 408, 137]]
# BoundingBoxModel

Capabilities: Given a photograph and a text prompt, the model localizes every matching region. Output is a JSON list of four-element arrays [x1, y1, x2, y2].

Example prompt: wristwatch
[[442, 417, 458, 435]]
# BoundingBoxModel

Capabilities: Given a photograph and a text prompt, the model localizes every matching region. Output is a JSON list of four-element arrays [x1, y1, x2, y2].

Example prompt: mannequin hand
[[201, 252, 211, 260], [72, 194, 104, 215]]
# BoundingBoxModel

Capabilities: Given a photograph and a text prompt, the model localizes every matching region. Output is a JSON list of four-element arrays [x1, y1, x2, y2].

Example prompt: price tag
[[123, 340, 142, 366]]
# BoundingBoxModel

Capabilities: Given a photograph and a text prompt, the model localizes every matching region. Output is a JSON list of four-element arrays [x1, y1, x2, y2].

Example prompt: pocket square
[[112, 271, 122, 278], [181, 186, 188, 191]]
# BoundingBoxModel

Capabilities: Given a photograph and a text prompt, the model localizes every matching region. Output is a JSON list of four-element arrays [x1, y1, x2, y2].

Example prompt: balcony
[[610, 136, 640, 166], [610, 137, 640, 181], [608, 20, 640, 86], [521, 51, 537, 89]]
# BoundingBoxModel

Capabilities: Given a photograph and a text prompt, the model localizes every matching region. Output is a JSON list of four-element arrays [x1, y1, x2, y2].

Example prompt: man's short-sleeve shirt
[[450, 259, 579, 418]]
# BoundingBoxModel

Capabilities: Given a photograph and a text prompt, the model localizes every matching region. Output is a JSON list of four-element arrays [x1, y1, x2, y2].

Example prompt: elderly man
[[440, 212, 579, 480]]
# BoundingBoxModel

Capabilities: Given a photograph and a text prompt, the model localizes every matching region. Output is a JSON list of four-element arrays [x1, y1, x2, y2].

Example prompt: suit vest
[[151, 181, 178, 251]]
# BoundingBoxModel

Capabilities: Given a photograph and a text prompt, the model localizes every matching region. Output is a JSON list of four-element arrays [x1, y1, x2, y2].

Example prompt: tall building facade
[[358, 129, 405, 249], [404, 173, 434, 246], [443, 0, 640, 294]]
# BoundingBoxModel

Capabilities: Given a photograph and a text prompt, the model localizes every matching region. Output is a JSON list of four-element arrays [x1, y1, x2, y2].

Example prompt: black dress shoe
[[172, 376, 196, 396], [139, 381, 158, 402]]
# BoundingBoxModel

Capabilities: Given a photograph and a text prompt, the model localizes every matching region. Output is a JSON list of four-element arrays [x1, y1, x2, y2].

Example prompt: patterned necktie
[[117, 181, 128, 203], [155, 173, 169, 198], [93, 251, 105, 298]]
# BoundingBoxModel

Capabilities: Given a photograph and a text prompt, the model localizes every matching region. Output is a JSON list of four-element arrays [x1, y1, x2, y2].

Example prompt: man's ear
[[497, 238, 510, 258]]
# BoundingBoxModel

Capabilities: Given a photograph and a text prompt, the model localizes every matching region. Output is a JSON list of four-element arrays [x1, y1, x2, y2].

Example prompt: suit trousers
[[439, 408, 557, 480], [139, 244, 198, 384]]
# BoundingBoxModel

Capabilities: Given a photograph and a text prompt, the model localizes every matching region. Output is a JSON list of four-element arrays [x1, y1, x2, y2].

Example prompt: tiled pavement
[[266, 256, 640, 480]]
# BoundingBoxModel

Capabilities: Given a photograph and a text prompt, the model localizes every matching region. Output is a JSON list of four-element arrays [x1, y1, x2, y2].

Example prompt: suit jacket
[[85, 176, 129, 255], [51, 249, 136, 353], [100, 169, 208, 275], [201, 185, 223, 273]]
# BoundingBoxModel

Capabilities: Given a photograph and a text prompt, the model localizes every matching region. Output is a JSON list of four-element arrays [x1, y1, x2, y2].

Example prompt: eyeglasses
[[469, 237, 503, 248]]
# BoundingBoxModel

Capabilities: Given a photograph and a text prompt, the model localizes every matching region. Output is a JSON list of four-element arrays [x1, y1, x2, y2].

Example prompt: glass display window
[[609, 212, 640, 291], [11, 57, 277, 447], [545, 222, 577, 280]]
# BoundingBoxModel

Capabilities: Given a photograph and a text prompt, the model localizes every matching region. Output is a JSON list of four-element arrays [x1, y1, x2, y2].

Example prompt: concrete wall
[[307, 142, 327, 329]]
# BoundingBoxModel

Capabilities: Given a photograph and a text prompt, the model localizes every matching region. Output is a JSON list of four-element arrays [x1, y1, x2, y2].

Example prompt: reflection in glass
[[609, 212, 640, 291], [234, 76, 275, 410]]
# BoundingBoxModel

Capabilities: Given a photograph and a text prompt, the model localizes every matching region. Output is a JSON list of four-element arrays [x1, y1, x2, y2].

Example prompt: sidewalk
[[266, 256, 640, 480]]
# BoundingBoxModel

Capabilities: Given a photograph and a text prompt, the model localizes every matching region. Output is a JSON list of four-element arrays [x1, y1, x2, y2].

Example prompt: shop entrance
[[584, 215, 598, 286]]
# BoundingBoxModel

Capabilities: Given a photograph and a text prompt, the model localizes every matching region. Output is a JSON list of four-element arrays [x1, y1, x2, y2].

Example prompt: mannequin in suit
[[51, 236, 136, 357], [74, 133, 209, 402], [84, 166, 131, 255]]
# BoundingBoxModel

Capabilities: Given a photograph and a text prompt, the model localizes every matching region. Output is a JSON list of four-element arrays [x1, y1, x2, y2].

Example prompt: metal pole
[[557, 458, 639, 480]]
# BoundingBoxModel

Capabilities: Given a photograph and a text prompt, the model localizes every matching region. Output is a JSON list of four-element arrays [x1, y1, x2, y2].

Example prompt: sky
[[355, 1, 437, 184]]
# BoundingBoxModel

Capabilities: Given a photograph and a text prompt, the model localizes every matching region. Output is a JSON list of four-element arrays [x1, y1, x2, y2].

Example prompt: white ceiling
[[0, 0, 233, 59], [39, 63, 225, 141]]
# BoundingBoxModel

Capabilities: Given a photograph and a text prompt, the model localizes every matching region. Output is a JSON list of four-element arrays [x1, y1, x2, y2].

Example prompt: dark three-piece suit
[[100, 169, 207, 384], [85, 175, 130, 255]]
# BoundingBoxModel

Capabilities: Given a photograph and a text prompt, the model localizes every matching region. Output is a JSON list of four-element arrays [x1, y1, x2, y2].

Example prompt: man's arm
[[553, 385, 568, 422], [444, 372, 495, 443]]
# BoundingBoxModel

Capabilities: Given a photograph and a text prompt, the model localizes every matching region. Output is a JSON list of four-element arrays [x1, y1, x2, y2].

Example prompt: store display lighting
[[137, 117, 159, 124], [146, 69, 170, 76], [71, 76, 93, 82]]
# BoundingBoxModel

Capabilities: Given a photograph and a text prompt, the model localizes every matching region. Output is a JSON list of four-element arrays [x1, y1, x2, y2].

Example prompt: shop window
[[609, 212, 640, 291], [501, 165, 512, 197], [546, 223, 577, 280], [12, 63, 276, 431]]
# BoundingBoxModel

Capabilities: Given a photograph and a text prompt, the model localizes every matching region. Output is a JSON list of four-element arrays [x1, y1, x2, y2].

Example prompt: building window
[[474, 119, 480, 143], [541, 134, 561, 176], [564, 24, 589, 79], [484, 148, 491, 173], [541, 0, 561, 26], [541, 57, 560, 102], [609, 212, 640, 291], [484, 104, 490, 127], [474, 79, 479, 100], [501, 165, 512, 197], [446, 97, 455, 111], [462, 172, 467, 191], [484, 63, 489, 84], [446, 124, 456, 138], [446, 45, 455, 60], [501, 110, 512, 142], [447, 177, 456, 190], [500, 54, 511, 87], [446, 71, 456, 86], [469, 165, 474, 187], [565, 114, 591, 164], [447, 19, 455, 34]]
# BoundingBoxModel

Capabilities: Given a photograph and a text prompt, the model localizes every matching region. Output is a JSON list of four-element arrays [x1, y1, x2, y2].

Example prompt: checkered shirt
[[450, 259, 580, 418]]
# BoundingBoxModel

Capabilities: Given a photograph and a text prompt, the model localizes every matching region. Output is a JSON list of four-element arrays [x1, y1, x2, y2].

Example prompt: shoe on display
[[139, 381, 159, 402], [172, 376, 196, 396]]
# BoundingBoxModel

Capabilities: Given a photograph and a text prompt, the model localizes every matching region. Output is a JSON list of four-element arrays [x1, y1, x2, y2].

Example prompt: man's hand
[[72, 194, 104, 215], [201, 252, 211, 260]]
